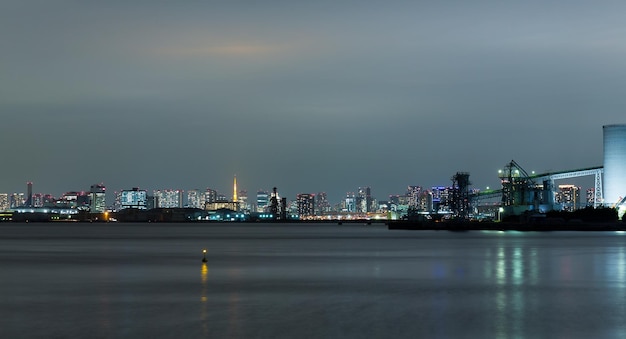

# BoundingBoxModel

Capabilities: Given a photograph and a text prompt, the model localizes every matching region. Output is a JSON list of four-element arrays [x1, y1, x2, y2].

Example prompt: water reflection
[[200, 263, 209, 336], [489, 240, 532, 339]]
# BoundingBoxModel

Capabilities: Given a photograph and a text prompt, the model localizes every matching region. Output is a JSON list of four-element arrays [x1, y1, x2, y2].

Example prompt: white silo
[[603, 124, 626, 206]]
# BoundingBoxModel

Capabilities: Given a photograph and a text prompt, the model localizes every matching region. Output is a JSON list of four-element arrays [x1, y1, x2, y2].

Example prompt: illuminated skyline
[[1, 1, 625, 202]]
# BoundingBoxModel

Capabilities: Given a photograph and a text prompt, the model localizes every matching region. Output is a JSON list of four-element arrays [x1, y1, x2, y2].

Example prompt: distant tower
[[233, 175, 238, 202], [603, 124, 626, 206], [26, 181, 33, 207]]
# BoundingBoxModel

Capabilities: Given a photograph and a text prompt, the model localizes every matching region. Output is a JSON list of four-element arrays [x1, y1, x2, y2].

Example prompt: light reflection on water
[[1, 224, 626, 338]]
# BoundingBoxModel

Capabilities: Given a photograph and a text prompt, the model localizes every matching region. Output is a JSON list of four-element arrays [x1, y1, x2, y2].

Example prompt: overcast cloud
[[1, 0, 625, 203]]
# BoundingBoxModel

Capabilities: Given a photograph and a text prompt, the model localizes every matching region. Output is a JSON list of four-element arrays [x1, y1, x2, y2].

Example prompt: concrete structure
[[603, 124, 626, 207]]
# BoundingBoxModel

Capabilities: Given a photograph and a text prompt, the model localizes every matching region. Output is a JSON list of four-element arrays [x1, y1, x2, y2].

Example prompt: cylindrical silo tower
[[603, 124, 626, 206]]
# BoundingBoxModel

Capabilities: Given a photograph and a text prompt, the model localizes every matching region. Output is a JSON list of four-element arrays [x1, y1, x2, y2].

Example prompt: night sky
[[2, 1, 625, 203]]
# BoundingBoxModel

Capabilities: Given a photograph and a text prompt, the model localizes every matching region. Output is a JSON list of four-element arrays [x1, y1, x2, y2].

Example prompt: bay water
[[1, 223, 626, 338]]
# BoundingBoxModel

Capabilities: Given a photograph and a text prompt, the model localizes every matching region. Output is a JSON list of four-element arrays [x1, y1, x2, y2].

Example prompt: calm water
[[1, 223, 626, 338]]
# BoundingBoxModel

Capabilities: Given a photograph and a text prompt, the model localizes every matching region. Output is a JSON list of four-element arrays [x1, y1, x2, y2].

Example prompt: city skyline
[[1, 1, 624, 203]]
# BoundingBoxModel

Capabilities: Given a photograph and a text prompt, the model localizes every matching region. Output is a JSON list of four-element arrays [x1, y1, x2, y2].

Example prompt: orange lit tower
[[233, 175, 238, 202]]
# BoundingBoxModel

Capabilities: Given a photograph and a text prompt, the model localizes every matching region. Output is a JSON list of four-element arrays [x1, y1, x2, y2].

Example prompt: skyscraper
[[90, 184, 106, 213], [26, 181, 33, 207], [0, 193, 8, 211], [154, 189, 183, 208], [187, 189, 202, 208], [256, 190, 269, 212], [297, 193, 315, 218], [233, 175, 238, 202]]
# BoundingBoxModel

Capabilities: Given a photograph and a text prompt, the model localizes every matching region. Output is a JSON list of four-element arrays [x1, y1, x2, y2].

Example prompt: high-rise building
[[257, 190, 269, 212], [586, 188, 595, 207], [556, 185, 581, 212], [315, 192, 330, 215], [297, 193, 315, 217], [0, 193, 8, 211], [187, 189, 202, 208], [90, 184, 106, 213], [407, 186, 421, 209], [603, 124, 626, 206], [154, 189, 183, 208], [238, 190, 249, 211], [233, 175, 238, 202], [345, 192, 356, 212], [203, 188, 218, 206], [357, 187, 372, 213], [26, 181, 33, 207], [10, 193, 25, 208], [121, 188, 147, 209]]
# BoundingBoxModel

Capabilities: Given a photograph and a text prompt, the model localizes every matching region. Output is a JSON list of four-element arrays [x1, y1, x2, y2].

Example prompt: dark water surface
[[1, 223, 626, 338]]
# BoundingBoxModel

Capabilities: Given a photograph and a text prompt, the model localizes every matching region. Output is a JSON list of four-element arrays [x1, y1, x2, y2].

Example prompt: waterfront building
[[10, 193, 25, 208], [586, 188, 595, 207], [90, 184, 106, 213], [205, 201, 239, 211], [257, 190, 269, 212], [556, 185, 581, 212], [238, 190, 249, 212], [31, 193, 54, 208], [431, 186, 453, 212], [0, 193, 8, 211], [154, 189, 183, 208], [345, 192, 356, 213], [297, 193, 315, 218], [407, 186, 421, 209], [113, 191, 122, 211], [603, 124, 626, 207], [203, 188, 218, 206], [357, 187, 372, 213], [315, 192, 330, 215], [58, 191, 90, 209], [120, 188, 147, 209], [187, 189, 202, 208]]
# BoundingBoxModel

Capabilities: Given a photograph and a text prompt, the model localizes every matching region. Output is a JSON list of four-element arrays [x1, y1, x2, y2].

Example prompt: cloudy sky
[[1, 0, 625, 203]]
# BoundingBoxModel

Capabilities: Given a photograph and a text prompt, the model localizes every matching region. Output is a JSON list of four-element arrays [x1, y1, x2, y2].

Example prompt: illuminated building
[[31, 193, 54, 208], [187, 189, 202, 208], [407, 186, 421, 209], [257, 190, 269, 212], [238, 190, 249, 211], [345, 192, 356, 212], [418, 190, 434, 212], [205, 201, 239, 211], [10, 193, 25, 208], [233, 175, 237, 202], [431, 186, 453, 212], [58, 191, 90, 209], [203, 188, 218, 205], [315, 192, 330, 215], [120, 188, 147, 209], [297, 193, 315, 217], [556, 185, 581, 212], [0, 193, 8, 211], [26, 182, 33, 207], [90, 184, 106, 213], [357, 187, 372, 213], [586, 188, 595, 207], [154, 189, 183, 208], [603, 124, 626, 206]]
